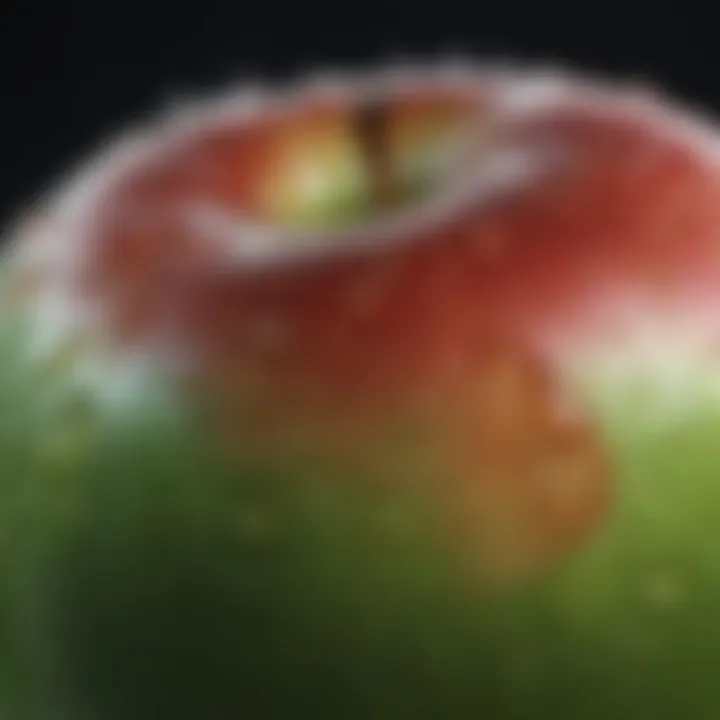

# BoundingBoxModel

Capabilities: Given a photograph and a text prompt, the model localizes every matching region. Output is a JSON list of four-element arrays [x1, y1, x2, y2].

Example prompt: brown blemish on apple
[[434, 344, 609, 585]]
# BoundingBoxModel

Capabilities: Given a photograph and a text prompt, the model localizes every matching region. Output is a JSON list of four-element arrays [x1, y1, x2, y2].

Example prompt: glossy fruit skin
[[4, 67, 720, 719]]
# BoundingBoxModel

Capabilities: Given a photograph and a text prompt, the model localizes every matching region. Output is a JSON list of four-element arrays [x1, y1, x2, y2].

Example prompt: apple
[[3, 61, 720, 719]]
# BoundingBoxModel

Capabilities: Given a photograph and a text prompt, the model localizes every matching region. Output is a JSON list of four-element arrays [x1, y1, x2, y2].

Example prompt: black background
[[0, 0, 712, 229]]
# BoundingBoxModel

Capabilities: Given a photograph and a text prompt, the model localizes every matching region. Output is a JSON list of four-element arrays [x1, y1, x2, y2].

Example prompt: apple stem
[[354, 101, 399, 210]]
